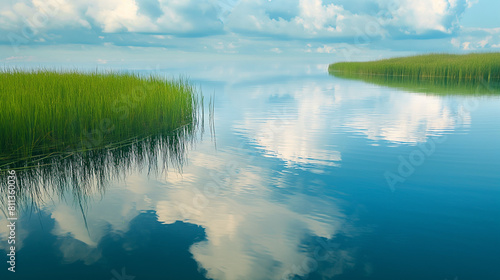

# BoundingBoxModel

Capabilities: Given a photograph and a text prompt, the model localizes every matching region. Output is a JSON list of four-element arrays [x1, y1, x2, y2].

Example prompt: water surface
[[1, 60, 499, 280]]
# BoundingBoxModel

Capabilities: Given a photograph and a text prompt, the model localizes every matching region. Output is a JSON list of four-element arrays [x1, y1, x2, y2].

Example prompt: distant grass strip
[[329, 53, 500, 83], [0, 70, 199, 160]]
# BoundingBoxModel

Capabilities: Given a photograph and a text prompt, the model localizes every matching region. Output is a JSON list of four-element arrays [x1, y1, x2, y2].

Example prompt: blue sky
[[1, 0, 499, 63]]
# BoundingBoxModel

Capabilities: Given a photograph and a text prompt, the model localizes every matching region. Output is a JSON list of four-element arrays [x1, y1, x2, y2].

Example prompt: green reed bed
[[329, 53, 500, 83], [0, 70, 200, 163]]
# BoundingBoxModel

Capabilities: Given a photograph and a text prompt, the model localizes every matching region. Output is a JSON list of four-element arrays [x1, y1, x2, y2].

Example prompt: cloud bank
[[0, 0, 498, 54]]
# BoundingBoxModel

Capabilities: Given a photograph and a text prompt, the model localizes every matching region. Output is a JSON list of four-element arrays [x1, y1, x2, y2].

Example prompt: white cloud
[[450, 27, 500, 50], [224, 0, 469, 40], [224, 0, 374, 39], [466, 0, 479, 8], [478, 36, 492, 48], [316, 44, 336, 53], [85, 0, 156, 32], [462, 41, 472, 50], [270, 47, 282, 53], [295, 0, 345, 33], [378, 0, 467, 35], [0, 0, 223, 35], [212, 41, 238, 53]]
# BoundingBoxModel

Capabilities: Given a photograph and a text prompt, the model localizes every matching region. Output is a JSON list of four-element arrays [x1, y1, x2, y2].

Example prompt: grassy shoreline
[[0, 70, 199, 161], [329, 53, 500, 83]]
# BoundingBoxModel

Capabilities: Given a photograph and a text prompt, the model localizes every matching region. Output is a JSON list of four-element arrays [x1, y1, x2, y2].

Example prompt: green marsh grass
[[0, 70, 199, 161], [329, 53, 500, 82], [0, 70, 202, 209], [329, 53, 500, 95]]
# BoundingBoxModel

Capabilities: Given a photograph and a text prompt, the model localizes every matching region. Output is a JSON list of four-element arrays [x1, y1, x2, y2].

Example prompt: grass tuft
[[0, 70, 199, 161]]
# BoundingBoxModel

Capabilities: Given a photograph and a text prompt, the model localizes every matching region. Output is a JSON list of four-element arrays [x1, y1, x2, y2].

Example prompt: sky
[[0, 0, 499, 64]]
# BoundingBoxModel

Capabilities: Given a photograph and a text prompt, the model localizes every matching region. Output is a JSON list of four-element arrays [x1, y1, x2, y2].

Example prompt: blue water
[[1, 60, 500, 280]]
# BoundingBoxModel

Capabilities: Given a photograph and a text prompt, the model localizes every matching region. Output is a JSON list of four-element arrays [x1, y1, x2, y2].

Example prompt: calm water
[[1, 60, 500, 280]]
